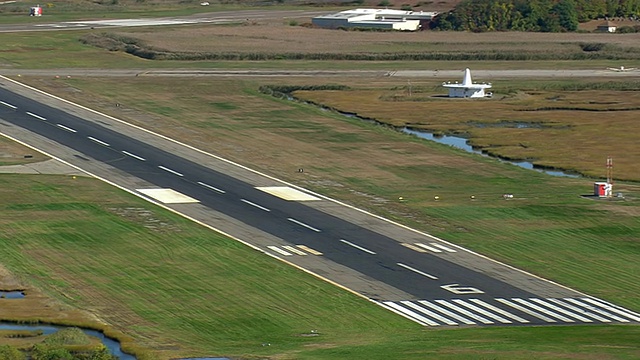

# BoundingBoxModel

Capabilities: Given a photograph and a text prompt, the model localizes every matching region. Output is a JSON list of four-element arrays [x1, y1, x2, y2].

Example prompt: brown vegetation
[[295, 85, 640, 180]]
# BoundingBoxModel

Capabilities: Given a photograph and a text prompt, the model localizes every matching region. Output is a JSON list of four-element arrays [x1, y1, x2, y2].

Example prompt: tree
[[31, 344, 74, 360], [554, 0, 579, 31]]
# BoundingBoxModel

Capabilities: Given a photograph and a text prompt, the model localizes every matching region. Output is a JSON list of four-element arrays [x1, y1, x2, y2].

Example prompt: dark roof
[[597, 21, 618, 27]]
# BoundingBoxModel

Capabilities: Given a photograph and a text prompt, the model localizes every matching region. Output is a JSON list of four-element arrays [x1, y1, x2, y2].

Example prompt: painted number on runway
[[441, 283, 484, 295]]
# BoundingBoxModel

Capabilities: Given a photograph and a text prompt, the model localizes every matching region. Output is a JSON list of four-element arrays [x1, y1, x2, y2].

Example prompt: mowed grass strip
[[1, 173, 640, 360]]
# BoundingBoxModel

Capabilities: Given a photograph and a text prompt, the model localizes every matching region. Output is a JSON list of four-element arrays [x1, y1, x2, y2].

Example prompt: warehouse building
[[312, 8, 438, 31]]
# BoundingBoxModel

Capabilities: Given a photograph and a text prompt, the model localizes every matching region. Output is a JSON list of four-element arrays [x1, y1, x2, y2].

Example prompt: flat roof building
[[312, 9, 438, 31]]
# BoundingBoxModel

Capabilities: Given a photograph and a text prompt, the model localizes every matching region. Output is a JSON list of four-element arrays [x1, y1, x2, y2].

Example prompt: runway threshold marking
[[386, 297, 640, 327], [267, 245, 322, 256]]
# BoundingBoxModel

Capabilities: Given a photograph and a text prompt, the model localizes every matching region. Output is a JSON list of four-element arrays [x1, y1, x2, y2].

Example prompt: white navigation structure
[[606, 65, 638, 72], [443, 68, 492, 98]]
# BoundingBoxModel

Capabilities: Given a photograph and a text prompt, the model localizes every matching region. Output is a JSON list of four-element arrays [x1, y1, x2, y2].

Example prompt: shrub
[[580, 42, 606, 52]]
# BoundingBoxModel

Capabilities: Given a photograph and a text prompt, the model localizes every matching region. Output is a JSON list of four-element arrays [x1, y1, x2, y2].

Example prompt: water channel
[[401, 127, 580, 178], [321, 105, 581, 178], [0, 322, 136, 360]]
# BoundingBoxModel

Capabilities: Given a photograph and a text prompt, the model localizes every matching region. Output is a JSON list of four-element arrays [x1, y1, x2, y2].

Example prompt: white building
[[312, 9, 438, 31], [596, 20, 617, 32], [442, 68, 492, 98]]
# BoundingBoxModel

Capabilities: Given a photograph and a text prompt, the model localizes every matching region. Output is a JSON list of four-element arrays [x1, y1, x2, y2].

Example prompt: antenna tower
[[606, 156, 613, 197]]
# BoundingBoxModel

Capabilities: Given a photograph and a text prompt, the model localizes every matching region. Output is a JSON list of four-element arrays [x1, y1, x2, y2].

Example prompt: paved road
[[2, 68, 639, 79], [2, 75, 640, 328], [0, 10, 330, 33]]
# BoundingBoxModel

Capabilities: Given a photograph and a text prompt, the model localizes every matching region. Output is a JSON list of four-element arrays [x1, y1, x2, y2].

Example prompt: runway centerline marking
[[197, 181, 225, 193], [0, 101, 16, 109], [56, 124, 77, 133], [158, 165, 183, 177], [26, 111, 46, 121], [240, 198, 270, 212], [122, 150, 146, 161], [287, 218, 321, 232], [340, 239, 376, 254], [88, 136, 110, 147], [397, 263, 438, 280]]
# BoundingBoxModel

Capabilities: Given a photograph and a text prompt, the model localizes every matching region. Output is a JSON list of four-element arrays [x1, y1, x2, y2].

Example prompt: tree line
[[433, 0, 640, 32]]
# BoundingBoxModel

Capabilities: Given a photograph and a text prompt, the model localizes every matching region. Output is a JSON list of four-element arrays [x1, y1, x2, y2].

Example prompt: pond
[[0, 322, 136, 360], [0, 291, 25, 299]]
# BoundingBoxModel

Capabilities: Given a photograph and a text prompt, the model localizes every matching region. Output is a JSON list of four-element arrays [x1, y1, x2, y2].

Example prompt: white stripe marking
[[434, 300, 494, 324], [287, 218, 321, 232], [415, 243, 442, 252], [401, 243, 427, 253], [240, 199, 271, 212], [469, 299, 529, 323], [0, 101, 17, 109], [88, 136, 110, 147], [452, 299, 512, 323], [383, 301, 440, 326], [296, 245, 323, 255], [546, 298, 610, 322], [529, 298, 592, 322], [197, 181, 225, 194], [267, 246, 292, 256], [26, 111, 46, 121], [418, 300, 476, 325], [402, 301, 458, 326], [340, 239, 376, 254], [56, 124, 77, 133], [396, 263, 438, 280], [122, 150, 146, 161], [430, 243, 457, 252], [495, 298, 556, 323], [579, 298, 640, 322], [512, 298, 574, 322], [376, 301, 432, 327], [564, 298, 629, 322], [282, 245, 306, 255], [158, 165, 183, 177]]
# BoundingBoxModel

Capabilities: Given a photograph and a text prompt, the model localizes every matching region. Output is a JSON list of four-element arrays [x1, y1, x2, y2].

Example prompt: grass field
[[0, 5, 639, 359]]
